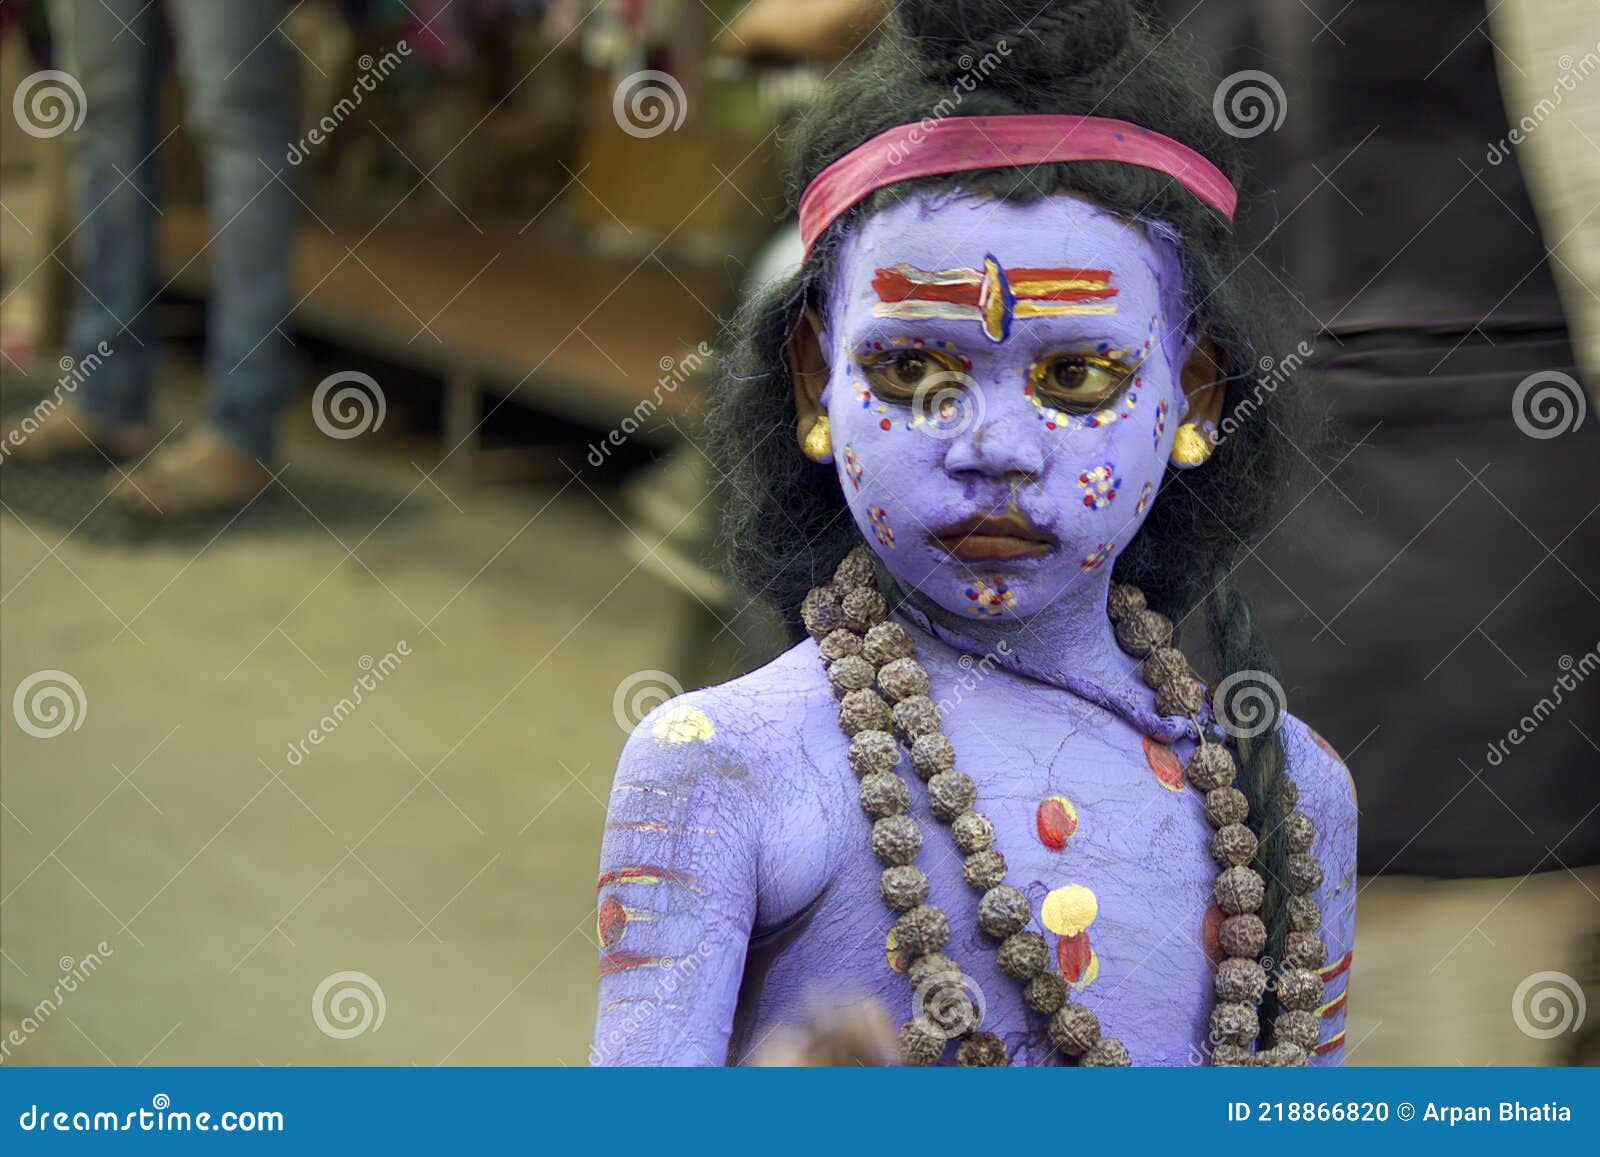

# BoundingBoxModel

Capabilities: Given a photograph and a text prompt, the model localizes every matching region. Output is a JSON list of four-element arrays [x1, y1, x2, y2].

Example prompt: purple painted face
[[818, 192, 1196, 620]]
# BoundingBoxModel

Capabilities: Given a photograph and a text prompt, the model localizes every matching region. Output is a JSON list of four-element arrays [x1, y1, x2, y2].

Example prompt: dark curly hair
[[704, 0, 1310, 1049]]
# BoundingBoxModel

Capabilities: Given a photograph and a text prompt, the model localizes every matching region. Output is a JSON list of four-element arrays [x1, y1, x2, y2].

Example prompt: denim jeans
[[52, 0, 295, 459]]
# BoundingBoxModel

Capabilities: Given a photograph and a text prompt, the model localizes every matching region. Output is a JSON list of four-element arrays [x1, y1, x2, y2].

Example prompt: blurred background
[[0, 0, 1595, 1066]]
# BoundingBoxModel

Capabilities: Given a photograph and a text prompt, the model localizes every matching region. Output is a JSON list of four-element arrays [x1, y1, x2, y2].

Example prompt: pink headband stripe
[[797, 115, 1237, 259]]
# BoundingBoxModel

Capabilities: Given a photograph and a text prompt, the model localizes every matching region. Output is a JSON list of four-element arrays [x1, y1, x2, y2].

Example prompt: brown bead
[[1288, 852, 1324, 896], [848, 730, 900, 777], [1214, 865, 1266, 915], [1047, 1004, 1100, 1056], [1106, 584, 1146, 623], [950, 810, 995, 853], [818, 628, 862, 662], [1210, 823, 1258, 867], [833, 546, 877, 590], [1287, 895, 1321, 933], [1253, 1042, 1307, 1067], [928, 771, 977, 821], [996, 931, 1048, 979], [1185, 743, 1237, 790], [1205, 786, 1249, 828], [1280, 776, 1300, 809], [839, 688, 891, 736], [962, 849, 1007, 890], [892, 904, 950, 956], [1142, 646, 1190, 690], [1285, 930, 1327, 970], [909, 733, 955, 780], [1081, 1037, 1132, 1066], [859, 772, 911, 819], [1219, 914, 1268, 959], [1115, 608, 1173, 656], [1156, 674, 1206, 718], [827, 654, 876, 697], [1215, 957, 1268, 1004], [1025, 971, 1069, 1015], [862, 621, 914, 666], [840, 587, 888, 632], [877, 657, 931, 703], [1274, 1010, 1321, 1053], [1209, 1000, 1259, 1045], [956, 1032, 1008, 1067], [897, 1016, 946, 1066], [1212, 1043, 1253, 1067], [871, 815, 921, 866], [891, 695, 941, 739], [1276, 968, 1324, 1011], [978, 885, 1030, 939], [907, 953, 960, 989], [800, 585, 842, 639], [1285, 810, 1316, 854], [879, 865, 929, 912]]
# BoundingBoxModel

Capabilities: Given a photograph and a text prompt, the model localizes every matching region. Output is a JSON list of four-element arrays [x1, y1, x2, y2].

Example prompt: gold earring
[[803, 415, 833, 462], [1170, 422, 1214, 469]]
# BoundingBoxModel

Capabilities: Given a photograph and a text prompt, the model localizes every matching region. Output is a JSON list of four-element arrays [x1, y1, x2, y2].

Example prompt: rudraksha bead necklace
[[801, 545, 1331, 1067]]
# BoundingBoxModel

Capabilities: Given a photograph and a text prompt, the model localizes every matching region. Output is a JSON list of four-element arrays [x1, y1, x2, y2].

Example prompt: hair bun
[[894, 0, 1137, 90]]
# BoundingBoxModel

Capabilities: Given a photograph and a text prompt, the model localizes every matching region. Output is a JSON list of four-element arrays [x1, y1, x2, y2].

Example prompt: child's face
[[815, 192, 1198, 620]]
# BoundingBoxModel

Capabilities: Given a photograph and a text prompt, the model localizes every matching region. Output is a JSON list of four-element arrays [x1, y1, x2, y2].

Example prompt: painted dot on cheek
[[879, 418, 891, 431]]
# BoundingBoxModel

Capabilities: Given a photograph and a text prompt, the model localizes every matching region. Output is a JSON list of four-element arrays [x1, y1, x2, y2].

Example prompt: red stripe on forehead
[[871, 267, 981, 306], [872, 265, 1118, 305]]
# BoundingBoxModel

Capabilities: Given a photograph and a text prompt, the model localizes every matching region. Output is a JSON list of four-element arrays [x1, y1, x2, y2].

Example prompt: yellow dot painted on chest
[[652, 705, 715, 745], [1041, 884, 1099, 937]]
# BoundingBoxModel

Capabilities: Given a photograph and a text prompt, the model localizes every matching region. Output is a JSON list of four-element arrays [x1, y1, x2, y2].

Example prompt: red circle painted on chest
[[879, 418, 892, 431], [1142, 735, 1186, 792], [1036, 796, 1078, 849]]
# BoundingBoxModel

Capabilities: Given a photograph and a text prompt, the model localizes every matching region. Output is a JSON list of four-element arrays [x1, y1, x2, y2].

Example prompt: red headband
[[797, 115, 1236, 259]]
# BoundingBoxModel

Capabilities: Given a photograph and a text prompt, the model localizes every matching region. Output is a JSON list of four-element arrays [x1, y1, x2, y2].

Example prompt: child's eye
[[859, 349, 967, 399], [1028, 353, 1134, 412]]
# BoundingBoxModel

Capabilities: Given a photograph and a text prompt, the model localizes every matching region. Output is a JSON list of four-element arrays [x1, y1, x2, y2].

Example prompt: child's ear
[[1180, 327, 1226, 428], [789, 306, 831, 449]]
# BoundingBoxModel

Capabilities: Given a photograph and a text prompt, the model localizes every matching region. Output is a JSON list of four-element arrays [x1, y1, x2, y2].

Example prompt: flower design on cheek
[[965, 577, 1016, 617], [1078, 463, 1120, 510], [1081, 543, 1114, 573], [868, 506, 895, 548], [842, 445, 863, 491], [1135, 480, 1153, 515], [1152, 399, 1169, 448]]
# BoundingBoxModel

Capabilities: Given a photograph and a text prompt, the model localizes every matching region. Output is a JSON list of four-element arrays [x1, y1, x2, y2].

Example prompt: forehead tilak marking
[[870, 256, 1119, 343]]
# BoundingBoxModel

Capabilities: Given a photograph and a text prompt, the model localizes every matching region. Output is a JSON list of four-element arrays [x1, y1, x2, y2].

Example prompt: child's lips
[[931, 513, 1058, 562]]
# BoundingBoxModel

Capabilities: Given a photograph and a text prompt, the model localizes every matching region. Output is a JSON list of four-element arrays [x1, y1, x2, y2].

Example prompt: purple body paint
[[591, 193, 1358, 1066]]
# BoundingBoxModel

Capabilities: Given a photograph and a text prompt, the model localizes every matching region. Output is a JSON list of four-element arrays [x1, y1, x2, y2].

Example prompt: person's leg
[[49, 0, 159, 438], [168, 0, 296, 461]]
